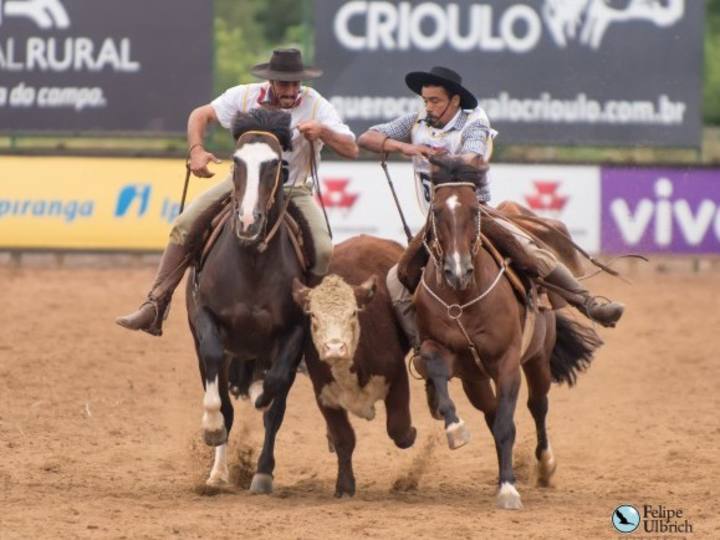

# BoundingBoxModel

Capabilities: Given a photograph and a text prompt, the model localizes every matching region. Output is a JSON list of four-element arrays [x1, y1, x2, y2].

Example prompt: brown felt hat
[[251, 48, 323, 81]]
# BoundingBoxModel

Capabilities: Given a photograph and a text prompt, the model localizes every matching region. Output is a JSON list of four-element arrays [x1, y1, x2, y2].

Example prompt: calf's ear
[[292, 277, 311, 312], [354, 275, 377, 308]]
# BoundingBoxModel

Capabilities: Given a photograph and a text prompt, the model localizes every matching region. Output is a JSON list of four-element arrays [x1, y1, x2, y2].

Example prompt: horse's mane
[[232, 109, 293, 151], [429, 156, 488, 190]]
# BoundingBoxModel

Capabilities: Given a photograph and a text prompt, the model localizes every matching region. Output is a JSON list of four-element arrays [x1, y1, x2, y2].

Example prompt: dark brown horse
[[411, 157, 602, 509], [185, 109, 307, 493]]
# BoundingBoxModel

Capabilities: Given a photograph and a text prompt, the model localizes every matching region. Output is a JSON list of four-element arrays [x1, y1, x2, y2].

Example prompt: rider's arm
[[187, 104, 223, 178], [297, 95, 359, 159], [317, 126, 359, 159], [457, 120, 496, 167], [358, 113, 437, 158]]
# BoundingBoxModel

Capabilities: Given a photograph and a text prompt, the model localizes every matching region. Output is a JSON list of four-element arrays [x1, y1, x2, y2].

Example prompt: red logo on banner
[[525, 181, 568, 212], [319, 178, 359, 210]]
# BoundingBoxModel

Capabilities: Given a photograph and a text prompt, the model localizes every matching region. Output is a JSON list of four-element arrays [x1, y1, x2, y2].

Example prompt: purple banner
[[602, 168, 720, 253]]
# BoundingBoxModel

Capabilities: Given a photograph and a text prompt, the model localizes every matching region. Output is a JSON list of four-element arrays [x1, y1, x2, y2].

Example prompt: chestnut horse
[[411, 157, 602, 509], [185, 109, 307, 493]]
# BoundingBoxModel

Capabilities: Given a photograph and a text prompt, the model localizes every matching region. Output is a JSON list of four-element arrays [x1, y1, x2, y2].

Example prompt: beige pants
[[169, 173, 332, 276], [493, 218, 558, 278]]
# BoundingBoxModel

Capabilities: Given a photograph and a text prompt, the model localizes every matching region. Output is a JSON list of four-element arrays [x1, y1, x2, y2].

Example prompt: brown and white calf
[[292, 235, 416, 497]]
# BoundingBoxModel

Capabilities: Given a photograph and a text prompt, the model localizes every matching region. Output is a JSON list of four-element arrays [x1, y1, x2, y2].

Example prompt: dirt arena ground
[[1, 257, 719, 539]]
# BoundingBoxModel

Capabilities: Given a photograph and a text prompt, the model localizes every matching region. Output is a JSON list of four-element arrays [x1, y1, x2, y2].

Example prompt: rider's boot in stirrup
[[115, 242, 190, 336], [543, 265, 624, 328]]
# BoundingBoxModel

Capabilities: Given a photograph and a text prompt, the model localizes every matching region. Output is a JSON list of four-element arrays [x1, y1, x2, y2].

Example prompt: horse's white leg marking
[[445, 419, 470, 450], [248, 379, 271, 411], [234, 142, 278, 230], [202, 375, 226, 445], [536, 443, 557, 487], [206, 443, 230, 486], [497, 481, 523, 510]]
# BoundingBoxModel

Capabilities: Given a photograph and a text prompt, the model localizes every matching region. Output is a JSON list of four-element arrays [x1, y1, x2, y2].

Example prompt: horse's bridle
[[423, 182, 483, 271], [231, 130, 285, 247], [420, 181, 496, 372]]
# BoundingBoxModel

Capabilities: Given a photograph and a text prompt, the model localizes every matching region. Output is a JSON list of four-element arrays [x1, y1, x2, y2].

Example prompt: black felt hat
[[405, 66, 477, 109]]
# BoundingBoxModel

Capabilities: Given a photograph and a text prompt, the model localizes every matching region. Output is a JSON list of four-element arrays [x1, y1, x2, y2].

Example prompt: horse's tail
[[550, 313, 603, 386]]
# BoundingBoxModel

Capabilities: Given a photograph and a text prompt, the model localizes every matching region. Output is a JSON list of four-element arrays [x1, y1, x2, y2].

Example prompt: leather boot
[[386, 266, 421, 351], [543, 265, 624, 328], [115, 242, 191, 336]]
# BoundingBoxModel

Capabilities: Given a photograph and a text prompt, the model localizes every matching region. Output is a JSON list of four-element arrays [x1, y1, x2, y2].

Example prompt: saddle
[[195, 197, 314, 274]]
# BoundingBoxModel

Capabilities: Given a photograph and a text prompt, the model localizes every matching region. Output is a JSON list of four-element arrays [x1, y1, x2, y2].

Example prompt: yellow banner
[[0, 156, 232, 250]]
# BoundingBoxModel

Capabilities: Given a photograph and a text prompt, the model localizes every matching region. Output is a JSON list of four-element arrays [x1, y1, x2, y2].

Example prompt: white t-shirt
[[211, 82, 355, 187]]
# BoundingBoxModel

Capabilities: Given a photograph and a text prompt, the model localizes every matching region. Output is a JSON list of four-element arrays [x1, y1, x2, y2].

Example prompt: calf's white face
[[292, 275, 377, 363]]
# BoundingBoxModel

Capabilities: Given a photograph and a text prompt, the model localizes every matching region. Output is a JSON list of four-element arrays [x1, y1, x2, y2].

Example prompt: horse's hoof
[[203, 427, 228, 447], [496, 482, 523, 510], [535, 447, 557, 487], [229, 385, 242, 399], [445, 420, 470, 450], [206, 471, 230, 487], [249, 473, 273, 494], [393, 427, 417, 449]]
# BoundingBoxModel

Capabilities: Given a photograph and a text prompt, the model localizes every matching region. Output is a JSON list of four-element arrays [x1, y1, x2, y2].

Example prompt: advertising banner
[[0, 0, 213, 133], [601, 167, 720, 254], [1, 157, 605, 252], [0, 156, 221, 250], [489, 165, 600, 252], [318, 162, 601, 252], [314, 0, 704, 147]]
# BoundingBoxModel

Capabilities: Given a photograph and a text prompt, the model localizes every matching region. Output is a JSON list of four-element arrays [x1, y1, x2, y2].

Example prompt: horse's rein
[[420, 181, 493, 372], [420, 261, 505, 374]]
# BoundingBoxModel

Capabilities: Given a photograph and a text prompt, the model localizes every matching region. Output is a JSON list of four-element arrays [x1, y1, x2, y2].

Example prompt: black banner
[[0, 0, 213, 133], [314, 0, 704, 147]]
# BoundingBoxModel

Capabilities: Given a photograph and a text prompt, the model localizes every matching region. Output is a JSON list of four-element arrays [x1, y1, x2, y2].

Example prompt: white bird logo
[[542, 0, 685, 49], [0, 0, 70, 29]]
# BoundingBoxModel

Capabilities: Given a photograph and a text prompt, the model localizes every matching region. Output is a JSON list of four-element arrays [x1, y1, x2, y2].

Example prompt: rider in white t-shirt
[[116, 49, 358, 336]]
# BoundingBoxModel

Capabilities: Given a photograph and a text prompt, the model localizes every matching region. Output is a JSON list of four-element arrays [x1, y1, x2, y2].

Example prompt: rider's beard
[[425, 115, 442, 128], [277, 95, 297, 109]]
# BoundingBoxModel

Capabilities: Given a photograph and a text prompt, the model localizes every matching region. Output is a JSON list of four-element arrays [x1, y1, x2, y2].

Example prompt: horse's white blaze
[[453, 251, 462, 277], [234, 142, 278, 229], [447, 195, 464, 273], [207, 443, 229, 486], [202, 375, 224, 433]]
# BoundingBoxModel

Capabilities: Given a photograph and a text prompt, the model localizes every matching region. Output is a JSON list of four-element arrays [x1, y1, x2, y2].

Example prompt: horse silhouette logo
[[612, 504, 641, 533], [0, 0, 70, 29], [115, 184, 152, 218], [542, 0, 685, 49]]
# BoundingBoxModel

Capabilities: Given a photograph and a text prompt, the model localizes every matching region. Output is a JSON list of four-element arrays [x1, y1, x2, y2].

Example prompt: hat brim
[[251, 64, 323, 81], [405, 71, 477, 109]]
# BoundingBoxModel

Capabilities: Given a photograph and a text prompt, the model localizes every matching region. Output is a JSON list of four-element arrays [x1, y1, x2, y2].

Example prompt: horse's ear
[[292, 277, 311, 311], [354, 275, 377, 309]]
